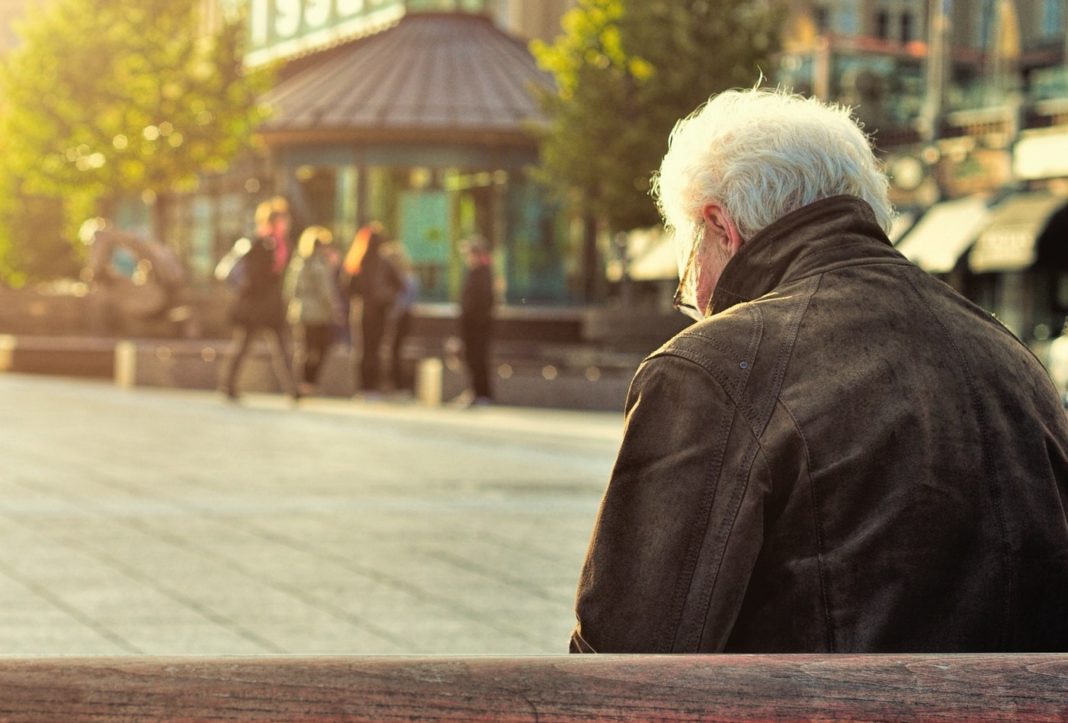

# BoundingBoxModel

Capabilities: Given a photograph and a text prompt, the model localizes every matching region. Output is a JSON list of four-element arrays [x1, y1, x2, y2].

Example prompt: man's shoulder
[[646, 304, 762, 375]]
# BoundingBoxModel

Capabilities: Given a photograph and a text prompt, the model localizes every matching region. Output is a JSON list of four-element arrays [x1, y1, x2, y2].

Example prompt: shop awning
[[887, 211, 916, 244], [895, 197, 992, 273], [969, 192, 1068, 273], [1035, 201, 1068, 270]]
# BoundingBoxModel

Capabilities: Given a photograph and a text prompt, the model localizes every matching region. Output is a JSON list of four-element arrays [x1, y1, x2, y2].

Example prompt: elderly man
[[571, 88, 1068, 654]]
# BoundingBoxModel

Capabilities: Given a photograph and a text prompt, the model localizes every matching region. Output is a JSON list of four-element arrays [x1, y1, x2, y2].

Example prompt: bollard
[[0, 335, 15, 372], [114, 340, 138, 389], [415, 357, 443, 407]]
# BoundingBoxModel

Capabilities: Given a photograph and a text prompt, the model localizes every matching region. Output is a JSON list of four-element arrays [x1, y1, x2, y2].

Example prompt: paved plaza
[[0, 374, 623, 656]]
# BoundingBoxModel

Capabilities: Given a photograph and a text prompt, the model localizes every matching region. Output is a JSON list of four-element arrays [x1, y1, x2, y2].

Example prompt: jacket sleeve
[[283, 264, 301, 302], [570, 352, 768, 653]]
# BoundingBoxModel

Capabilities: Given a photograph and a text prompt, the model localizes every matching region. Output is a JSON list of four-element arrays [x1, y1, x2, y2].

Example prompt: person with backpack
[[219, 197, 299, 402]]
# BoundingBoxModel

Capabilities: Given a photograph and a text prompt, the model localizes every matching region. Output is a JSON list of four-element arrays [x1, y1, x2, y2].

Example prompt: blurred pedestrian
[[382, 241, 419, 394], [285, 225, 342, 396], [219, 197, 299, 401], [342, 224, 373, 384], [345, 223, 402, 397], [571, 87, 1068, 655], [458, 237, 495, 407], [321, 238, 349, 348]]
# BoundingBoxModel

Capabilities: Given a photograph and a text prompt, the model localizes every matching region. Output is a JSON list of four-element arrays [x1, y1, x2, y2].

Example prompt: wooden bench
[[0, 654, 1064, 719]]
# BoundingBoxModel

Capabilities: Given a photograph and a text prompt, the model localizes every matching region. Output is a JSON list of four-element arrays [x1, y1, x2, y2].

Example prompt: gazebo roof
[[259, 13, 552, 147]]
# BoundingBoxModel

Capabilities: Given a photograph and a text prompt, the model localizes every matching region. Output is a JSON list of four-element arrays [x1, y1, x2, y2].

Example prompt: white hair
[[652, 87, 893, 248]]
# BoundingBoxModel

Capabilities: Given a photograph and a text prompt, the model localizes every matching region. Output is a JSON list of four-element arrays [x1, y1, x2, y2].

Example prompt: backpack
[[214, 237, 252, 290]]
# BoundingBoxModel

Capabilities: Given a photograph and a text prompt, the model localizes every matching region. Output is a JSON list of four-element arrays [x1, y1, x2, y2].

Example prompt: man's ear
[[701, 203, 744, 254]]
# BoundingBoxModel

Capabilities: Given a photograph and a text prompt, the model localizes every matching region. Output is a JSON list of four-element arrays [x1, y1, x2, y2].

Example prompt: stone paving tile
[[112, 624, 275, 656], [0, 625, 133, 657], [0, 374, 621, 655], [44, 589, 214, 626]]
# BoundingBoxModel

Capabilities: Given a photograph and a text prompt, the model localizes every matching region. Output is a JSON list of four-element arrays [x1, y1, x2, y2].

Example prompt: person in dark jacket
[[571, 88, 1068, 654], [220, 197, 299, 401], [459, 237, 495, 406], [347, 225, 402, 397], [383, 242, 418, 393]]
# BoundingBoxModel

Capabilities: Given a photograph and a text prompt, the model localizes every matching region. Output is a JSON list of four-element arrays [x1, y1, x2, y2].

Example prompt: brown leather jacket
[[572, 195, 1068, 653]]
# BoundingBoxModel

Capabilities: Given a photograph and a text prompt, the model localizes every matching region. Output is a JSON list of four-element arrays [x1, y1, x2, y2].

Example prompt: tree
[[532, 0, 784, 235], [0, 0, 270, 284]]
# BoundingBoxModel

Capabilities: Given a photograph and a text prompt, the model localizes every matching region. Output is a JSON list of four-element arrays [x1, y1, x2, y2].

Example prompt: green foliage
[[0, 187, 82, 287], [532, 0, 784, 233], [0, 0, 271, 283]]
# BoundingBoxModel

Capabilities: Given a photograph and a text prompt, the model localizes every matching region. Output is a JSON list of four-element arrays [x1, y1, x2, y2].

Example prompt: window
[[1041, 0, 1065, 38], [837, 2, 860, 35], [901, 11, 913, 42], [977, 0, 996, 49], [875, 10, 890, 38], [815, 5, 830, 33], [813, 1, 863, 36]]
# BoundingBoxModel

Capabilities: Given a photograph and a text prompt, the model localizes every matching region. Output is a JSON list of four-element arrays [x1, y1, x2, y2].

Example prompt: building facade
[[843, 0, 1068, 348], [780, 1, 1067, 146], [11, 0, 1065, 334]]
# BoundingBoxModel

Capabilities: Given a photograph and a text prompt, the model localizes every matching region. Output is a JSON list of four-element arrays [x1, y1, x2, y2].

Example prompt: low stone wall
[[116, 339, 633, 411], [0, 286, 686, 353], [0, 285, 663, 411], [0, 286, 227, 338], [0, 287, 92, 336], [0, 335, 117, 379]]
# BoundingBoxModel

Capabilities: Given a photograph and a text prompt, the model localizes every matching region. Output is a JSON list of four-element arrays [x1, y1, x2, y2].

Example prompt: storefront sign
[[247, 0, 488, 65], [247, 0, 404, 65]]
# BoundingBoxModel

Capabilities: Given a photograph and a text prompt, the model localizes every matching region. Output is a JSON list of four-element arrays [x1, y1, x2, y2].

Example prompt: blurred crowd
[[80, 196, 496, 407], [214, 196, 493, 406]]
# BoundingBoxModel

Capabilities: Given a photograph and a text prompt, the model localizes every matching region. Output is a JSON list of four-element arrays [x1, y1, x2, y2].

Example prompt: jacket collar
[[709, 195, 905, 316]]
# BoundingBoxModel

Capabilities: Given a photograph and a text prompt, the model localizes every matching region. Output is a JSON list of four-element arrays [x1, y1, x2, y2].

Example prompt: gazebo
[[258, 10, 568, 304]]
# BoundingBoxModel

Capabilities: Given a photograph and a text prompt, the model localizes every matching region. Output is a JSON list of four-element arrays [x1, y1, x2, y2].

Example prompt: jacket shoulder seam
[[643, 349, 763, 443], [774, 397, 837, 652]]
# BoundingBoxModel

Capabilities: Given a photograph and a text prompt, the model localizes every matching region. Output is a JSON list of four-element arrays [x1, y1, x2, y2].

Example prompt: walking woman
[[285, 225, 342, 396], [345, 224, 402, 397]]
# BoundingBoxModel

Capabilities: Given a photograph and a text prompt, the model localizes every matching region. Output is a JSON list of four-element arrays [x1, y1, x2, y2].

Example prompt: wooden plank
[[0, 655, 1064, 720]]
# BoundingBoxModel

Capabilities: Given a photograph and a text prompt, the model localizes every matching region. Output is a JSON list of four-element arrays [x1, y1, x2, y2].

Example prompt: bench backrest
[[1, 654, 1065, 719]]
